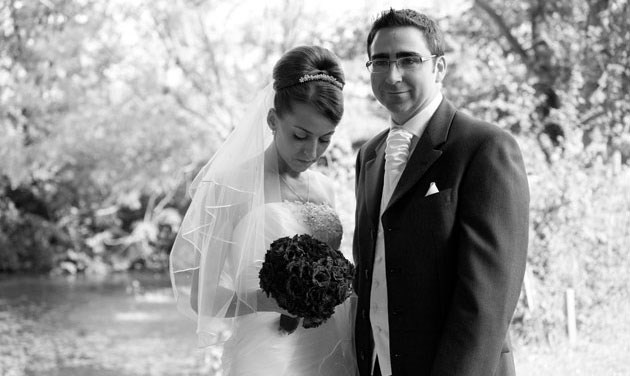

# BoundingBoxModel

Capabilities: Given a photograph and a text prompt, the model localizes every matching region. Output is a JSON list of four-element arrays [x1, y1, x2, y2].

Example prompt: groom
[[353, 9, 529, 376]]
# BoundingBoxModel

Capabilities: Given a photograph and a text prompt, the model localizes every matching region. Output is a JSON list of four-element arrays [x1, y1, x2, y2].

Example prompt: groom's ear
[[434, 56, 447, 84], [267, 108, 277, 131]]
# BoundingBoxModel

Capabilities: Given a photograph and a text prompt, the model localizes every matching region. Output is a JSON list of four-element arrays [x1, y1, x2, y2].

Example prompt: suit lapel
[[363, 132, 387, 231], [386, 99, 457, 211]]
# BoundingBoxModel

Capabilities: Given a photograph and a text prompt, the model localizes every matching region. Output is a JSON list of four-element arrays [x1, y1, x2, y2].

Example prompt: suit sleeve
[[353, 147, 363, 290], [431, 132, 529, 376], [354, 147, 363, 196]]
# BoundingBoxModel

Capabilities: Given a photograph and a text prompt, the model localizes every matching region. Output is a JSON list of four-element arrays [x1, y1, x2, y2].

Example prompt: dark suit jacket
[[353, 99, 529, 376]]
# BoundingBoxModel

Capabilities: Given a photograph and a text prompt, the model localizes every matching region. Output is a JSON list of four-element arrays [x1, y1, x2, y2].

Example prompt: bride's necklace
[[280, 172, 310, 203]]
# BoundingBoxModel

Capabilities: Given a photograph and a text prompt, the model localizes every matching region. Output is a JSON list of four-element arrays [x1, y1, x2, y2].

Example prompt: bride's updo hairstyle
[[272, 46, 345, 124]]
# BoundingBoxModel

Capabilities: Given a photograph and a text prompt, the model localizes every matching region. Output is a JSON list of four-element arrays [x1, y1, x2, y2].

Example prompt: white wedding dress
[[221, 201, 357, 376]]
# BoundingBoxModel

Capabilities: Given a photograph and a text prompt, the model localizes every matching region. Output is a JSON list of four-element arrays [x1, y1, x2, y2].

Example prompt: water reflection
[[0, 272, 218, 376]]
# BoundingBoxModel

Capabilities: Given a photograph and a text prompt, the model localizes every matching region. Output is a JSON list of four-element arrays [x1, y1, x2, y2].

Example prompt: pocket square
[[425, 182, 439, 197]]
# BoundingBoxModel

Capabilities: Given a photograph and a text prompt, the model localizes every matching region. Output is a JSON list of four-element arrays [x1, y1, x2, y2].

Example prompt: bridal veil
[[169, 83, 281, 347]]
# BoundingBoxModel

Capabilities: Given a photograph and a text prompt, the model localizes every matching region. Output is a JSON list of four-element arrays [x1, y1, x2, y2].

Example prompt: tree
[[442, 0, 630, 343]]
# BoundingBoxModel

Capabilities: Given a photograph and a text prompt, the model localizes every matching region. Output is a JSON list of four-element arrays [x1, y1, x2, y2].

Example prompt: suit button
[[362, 309, 367, 319], [364, 269, 369, 280], [359, 351, 365, 361], [391, 309, 401, 316], [393, 353, 401, 359]]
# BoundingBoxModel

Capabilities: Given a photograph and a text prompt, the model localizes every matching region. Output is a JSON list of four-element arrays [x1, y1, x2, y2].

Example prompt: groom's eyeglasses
[[366, 55, 436, 73]]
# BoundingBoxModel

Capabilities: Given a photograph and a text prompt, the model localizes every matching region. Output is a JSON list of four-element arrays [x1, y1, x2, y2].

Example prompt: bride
[[169, 45, 357, 376]]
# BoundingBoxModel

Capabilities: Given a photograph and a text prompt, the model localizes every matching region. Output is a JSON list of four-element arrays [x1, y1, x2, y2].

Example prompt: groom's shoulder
[[450, 108, 518, 145]]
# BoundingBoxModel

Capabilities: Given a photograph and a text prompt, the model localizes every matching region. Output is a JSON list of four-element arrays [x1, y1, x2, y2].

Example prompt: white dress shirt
[[370, 93, 443, 376]]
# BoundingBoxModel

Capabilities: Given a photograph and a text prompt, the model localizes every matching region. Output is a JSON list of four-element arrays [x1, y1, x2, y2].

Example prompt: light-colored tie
[[383, 127, 413, 207], [370, 127, 413, 376]]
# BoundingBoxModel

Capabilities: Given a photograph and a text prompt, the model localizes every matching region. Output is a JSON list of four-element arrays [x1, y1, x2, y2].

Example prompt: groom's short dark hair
[[366, 8, 445, 58]]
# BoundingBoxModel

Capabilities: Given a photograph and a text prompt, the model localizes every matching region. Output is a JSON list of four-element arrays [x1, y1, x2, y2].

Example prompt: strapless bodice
[[232, 201, 343, 291]]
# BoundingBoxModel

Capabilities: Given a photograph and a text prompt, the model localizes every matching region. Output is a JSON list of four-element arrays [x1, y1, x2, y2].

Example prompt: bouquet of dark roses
[[259, 234, 355, 333]]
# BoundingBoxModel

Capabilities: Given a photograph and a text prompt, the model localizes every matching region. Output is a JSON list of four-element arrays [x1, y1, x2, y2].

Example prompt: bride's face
[[269, 102, 337, 175]]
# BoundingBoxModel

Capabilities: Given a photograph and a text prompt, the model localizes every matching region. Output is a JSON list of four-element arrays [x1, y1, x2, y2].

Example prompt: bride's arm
[[189, 198, 299, 318], [201, 288, 292, 317], [190, 278, 291, 317]]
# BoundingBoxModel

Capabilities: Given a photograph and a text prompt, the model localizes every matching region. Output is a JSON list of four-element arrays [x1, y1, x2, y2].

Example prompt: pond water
[[0, 273, 219, 376], [3, 273, 629, 376]]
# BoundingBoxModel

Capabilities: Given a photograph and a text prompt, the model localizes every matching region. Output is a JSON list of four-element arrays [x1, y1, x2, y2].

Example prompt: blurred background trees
[[1, 0, 629, 346], [446, 0, 630, 345]]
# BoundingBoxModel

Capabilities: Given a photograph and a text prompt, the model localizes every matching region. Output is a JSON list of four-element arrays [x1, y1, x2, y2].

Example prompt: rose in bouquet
[[259, 234, 355, 333]]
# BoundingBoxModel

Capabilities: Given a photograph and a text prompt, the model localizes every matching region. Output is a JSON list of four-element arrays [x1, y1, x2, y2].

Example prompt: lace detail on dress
[[284, 201, 343, 250]]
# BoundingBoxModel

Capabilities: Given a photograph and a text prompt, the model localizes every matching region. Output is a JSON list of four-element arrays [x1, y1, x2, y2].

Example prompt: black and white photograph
[[1, 0, 629, 375]]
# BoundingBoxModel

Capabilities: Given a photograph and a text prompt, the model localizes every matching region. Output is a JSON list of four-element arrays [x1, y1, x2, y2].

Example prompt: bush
[[0, 198, 69, 273], [512, 136, 630, 344]]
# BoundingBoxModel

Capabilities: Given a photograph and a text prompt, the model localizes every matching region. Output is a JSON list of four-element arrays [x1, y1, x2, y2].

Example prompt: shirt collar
[[389, 92, 443, 138]]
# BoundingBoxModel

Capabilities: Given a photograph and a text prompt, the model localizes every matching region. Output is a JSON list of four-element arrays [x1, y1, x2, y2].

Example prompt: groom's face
[[369, 26, 443, 125]]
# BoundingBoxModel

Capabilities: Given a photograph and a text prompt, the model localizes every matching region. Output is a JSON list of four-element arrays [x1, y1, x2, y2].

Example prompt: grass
[[514, 299, 630, 376]]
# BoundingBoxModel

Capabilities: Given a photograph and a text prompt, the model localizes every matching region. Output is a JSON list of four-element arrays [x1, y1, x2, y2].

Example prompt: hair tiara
[[275, 73, 344, 90], [298, 73, 344, 89]]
